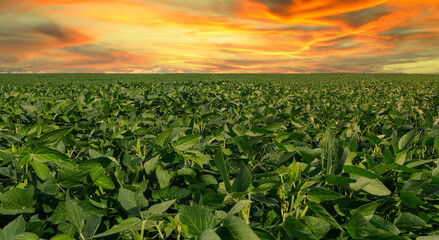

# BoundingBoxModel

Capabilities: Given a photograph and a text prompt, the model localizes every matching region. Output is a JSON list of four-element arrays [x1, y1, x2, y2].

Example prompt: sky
[[1, 0, 439, 73]]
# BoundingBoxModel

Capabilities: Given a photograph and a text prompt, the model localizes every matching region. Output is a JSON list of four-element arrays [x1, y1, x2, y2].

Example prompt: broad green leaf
[[31, 146, 70, 167], [370, 215, 400, 235], [90, 166, 115, 190], [362, 179, 391, 196], [145, 199, 176, 216], [232, 161, 251, 192], [57, 166, 90, 188], [417, 236, 439, 240], [119, 188, 143, 217], [219, 216, 260, 240], [0, 187, 36, 211], [355, 202, 380, 220], [179, 205, 217, 237], [252, 228, 276, 240], [394, 212, 426, 229], [400, 191, 424, 208], [322, 128, 337, 176], [82, 215, 102, 239], [12, 232, 39, 240], [395, 150, 408, 165], [346, 212, 378, 239], [344, 165, 379, 179], [30, 161, 49, 181], [287, 159, 301, 182], [92, 218, 142, 238], [307, 187, 344, 203], [398, 130, 416, 150], [173, 135, 201, 151], [303, 216, 331, 239], [0, 215, 25, 240], [224, 200, 251, 221], [307, 201, 341, 230], [199, 229, 221, 240], [383, 148, 394, 164], [34, 128, 72, 145], [155, 129, 173, 147], [50, 234, 75, 240], [156, 165, 172, 188], [326, 175, 356, 185], [144, 155, 159, 175], [65, 190, 85, 233], [214, 150, 231, 193], [283, 216, 313, 239]]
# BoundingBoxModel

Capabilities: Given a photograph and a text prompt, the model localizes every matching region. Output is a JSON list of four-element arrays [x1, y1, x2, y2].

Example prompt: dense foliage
[[0, 74, 439, 239]]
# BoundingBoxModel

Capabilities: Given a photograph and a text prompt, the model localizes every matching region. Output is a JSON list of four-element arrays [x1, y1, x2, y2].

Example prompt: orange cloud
[[1, 0, 438, 73]]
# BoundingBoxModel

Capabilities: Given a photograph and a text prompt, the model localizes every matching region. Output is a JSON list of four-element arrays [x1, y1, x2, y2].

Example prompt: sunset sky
[[1, 0, 439, 73]]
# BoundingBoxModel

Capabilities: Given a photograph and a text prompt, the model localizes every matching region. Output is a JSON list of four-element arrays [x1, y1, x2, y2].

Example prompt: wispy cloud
[[0, 0, 438, 73]]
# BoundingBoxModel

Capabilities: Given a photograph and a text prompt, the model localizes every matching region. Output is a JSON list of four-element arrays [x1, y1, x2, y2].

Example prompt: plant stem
[[140, 220, 146, 240]]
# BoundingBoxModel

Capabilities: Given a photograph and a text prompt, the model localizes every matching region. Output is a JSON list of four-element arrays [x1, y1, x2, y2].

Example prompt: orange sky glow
[[1, 0, 439, 73]]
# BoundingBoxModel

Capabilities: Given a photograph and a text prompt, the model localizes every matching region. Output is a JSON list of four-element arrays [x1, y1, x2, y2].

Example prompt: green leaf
[[395, 150, 408, 165], [232, 161, 251, 192], [224, 200, 251, 221], [283, 216, 313, 239], [145, 199, 176, 216], [173, 135, 201, 151], [31, 146, 70, 167], [90, 166, 115, 190], [82, 215, 102, 239], [12, 232, 39, 240], [214, 150, 231, 193], [344, 165, 379, 179], [287, 159, 301, 182], [57, 166, 90, 188], [346, 211, 378, 239], [92, 218, 142, 238], [326, 175, 356, 185], [398, 130, 416, 150], [252, 228, 276, 240], [394, 212, 426, 229], [322, 128, 337, 176], [144, 155, 159, 175], [179, 205, 217, 237], [0, 187, 36, 211], [156, 129, 173, 147], [400, 191, 424, 208], [219, 216, 260, 240], [417, 236, 439, 240], [362, 179, 391, 196], [370, 215, 400, 235], [199, 229, 221, 240], [119, 188, 142, 217], [50, 234, 75, 240], [65, 190, 85, 233], [0, 215, 25, 240], [383, 148, 394, 164], [307, 201, 342, 230], [34, 128, 72, 145], [30, 161, 49, 181], [307, 187, 344, 203], [156, 165, 172, 188], [355, 202, 380, 221], [303, 216, 331, 239]]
